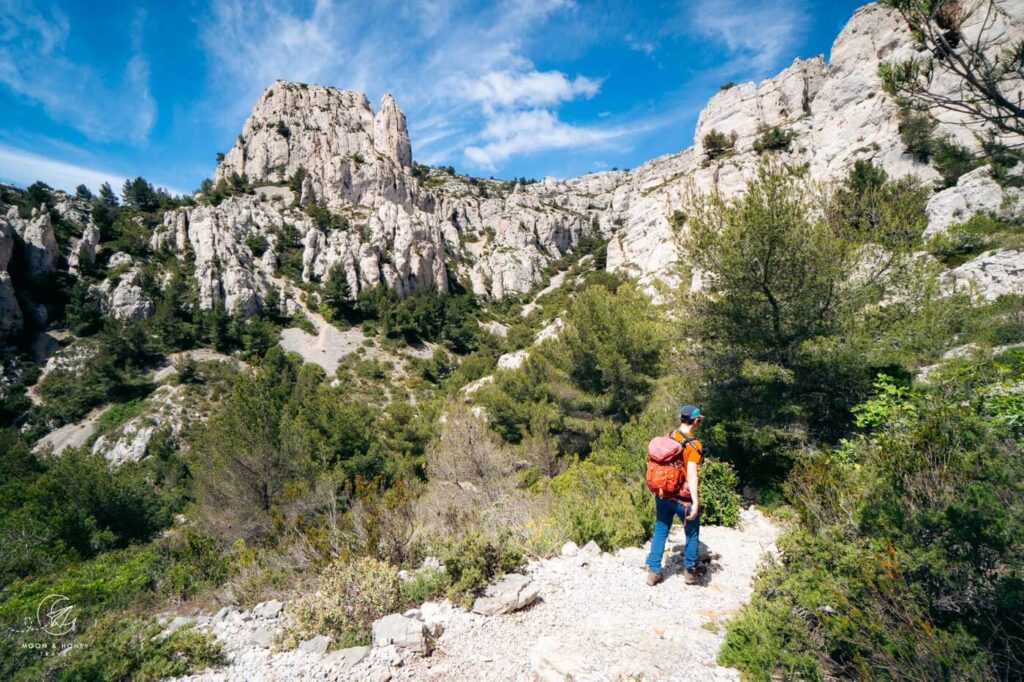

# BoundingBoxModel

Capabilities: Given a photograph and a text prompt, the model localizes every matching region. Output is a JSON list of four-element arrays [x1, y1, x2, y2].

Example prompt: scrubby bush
[[752, 126, 794, 153], [927, 213, 1023, 266], [697, 459, 741, 526], [898, 109, 938, 162], [546, 460, 648, 550], [720, 368, 1024, 680], [399, 567, 451, 606], [440, 531, 524, 606], [0, 443, 171, 583], [289, 556, 402, 646], [40, 614, 223, 682], [703, 129, 737, 159]]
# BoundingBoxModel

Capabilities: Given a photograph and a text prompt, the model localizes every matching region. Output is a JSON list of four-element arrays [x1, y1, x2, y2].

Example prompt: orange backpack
[[645, 433, 696, 499]]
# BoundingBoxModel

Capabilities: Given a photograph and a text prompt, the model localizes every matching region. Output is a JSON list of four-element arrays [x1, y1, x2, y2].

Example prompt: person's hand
[[686, 503, 699, 520]]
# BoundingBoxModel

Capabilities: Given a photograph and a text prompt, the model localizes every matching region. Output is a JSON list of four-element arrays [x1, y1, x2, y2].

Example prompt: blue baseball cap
[[679, 405, 703, 421]]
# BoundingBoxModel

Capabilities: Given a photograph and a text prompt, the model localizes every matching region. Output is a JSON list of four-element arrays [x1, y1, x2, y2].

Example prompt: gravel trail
[[175, 507, 778, 682]]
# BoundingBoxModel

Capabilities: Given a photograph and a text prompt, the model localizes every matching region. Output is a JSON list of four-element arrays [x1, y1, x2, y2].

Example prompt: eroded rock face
[[69, 223, 100, 274], [14, 206, 60, 277], [946, 249, 1024, 301], [94, 267, 155, 321], [0, 221, 21, 337], [147, 2, 1024, 312], [153, 195, 297, 314], [925, 165, 1024, 237]]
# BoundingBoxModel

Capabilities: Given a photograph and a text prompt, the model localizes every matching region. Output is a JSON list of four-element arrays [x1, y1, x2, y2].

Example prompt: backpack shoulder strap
[[677, 435, 702, 457]]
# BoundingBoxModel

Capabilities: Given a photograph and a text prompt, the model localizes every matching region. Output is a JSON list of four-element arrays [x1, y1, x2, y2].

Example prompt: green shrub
[[0, 446, 171, 583], [703, 129, 737, 159], [752, 126, 794, 153], [932, 137, 981, 187], [440, 531, 524, 606], [42, 614, 224, 682], [898, 109, 938, 162], [927, 214, 1023, 266], [547, 460, 649, 550], [399, 568, 451, 607], [698, 459, 741, 527], [92, 398, 146, 438], [721, 369, 1024, 680], [245, 232, 269, 257], [289, 557, 402, 646]]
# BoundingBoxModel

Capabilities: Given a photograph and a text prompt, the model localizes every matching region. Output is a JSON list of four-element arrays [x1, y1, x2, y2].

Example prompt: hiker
[[645, 404, 705, 586]]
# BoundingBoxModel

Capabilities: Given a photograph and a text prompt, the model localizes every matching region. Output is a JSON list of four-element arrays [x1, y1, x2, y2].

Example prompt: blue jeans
[[645, 495, 700, 573]]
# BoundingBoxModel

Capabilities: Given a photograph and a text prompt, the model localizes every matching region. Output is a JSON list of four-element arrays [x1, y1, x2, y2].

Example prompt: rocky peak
[[694, 56, 825, 157], [215, 81, 413, 208], [373, 93, 412, 168]]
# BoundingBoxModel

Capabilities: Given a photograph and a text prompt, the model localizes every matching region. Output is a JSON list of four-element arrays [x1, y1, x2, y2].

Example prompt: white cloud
[[0, 3, 156, 143], [0, 144, 188, 196], [687, 0, 809, 77], [466, 70, 601, 109], [0, 145, 127, 193], [464, 109, 633, 170]]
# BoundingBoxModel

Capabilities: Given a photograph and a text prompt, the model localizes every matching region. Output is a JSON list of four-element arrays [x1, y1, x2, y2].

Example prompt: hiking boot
[[683, 568, 704, 585], [646, 570, 664, 586]]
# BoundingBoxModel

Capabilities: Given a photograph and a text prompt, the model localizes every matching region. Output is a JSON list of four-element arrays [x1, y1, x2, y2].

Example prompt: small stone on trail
[[472, 573, 540, 616]]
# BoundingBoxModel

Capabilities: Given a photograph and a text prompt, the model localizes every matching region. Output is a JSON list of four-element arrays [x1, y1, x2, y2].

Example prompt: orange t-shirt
[[670, 429, 703, 468]]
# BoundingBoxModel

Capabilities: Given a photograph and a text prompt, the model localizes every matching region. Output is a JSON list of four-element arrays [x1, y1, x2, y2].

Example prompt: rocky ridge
[[3, 4, 1022, 335], [146, 2, 1024, 316]]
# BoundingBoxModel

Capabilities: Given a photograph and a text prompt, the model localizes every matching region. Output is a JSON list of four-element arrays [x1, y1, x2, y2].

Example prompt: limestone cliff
[[171, 3, 1020, 315]]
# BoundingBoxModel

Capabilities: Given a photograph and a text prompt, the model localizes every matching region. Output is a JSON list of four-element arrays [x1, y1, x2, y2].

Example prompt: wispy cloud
[[464, 109, 633, 170], [0, 2, 155, 143], [465, 70, 601, 109], [0, 144, 126, 193], [0, 143, 187, 196], [685, 0, 810, 77]]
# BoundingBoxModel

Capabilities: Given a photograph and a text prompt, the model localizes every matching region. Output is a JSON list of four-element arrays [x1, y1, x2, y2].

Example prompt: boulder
[[69, 223, 100, 274], [945, 249, 1024, 301], [560, 541, 579, 557], [471, 573, 540, 616], [94, 268, 154, 321], [371, 613, 438, 655], [17, 208, 59, 277], [322, 645, 370, 673], [580, 540, 603, 557], [924, 165, 1024, 238], [248, 629, 274, 648], [252, 599, 284, 619], [160, 616, 195, 637], [298, 635, 331, 655]]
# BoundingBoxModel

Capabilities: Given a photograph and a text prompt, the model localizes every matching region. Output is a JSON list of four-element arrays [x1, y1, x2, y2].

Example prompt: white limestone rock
[[252, 600, 285, 619], [0, 273, 22, 338], [95, 268, 154, 321], [373, 93, 412, 168], [92, 422, 155, 466], [371, 613, 437, 655], [0, 222, 21, 338], [471, 573, 540, 616], [924, 165, 1024, 237], [16, 207, 59, 277], [945, 249, 1024, 301], [69, 222, 100, 274]]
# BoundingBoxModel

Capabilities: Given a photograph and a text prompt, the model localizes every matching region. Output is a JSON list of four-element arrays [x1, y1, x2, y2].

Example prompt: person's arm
[[686, 459, 699, 520]]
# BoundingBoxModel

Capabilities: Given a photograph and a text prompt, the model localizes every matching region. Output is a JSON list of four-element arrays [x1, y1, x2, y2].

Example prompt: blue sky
[[0, 0, 866, 195]]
